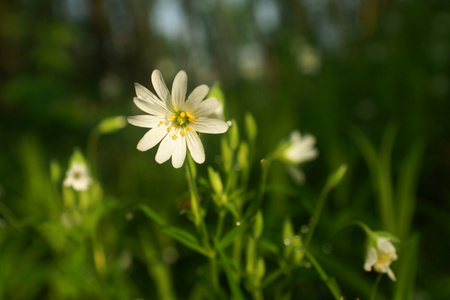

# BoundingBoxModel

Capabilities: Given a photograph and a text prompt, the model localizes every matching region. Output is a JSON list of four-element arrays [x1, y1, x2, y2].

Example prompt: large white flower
[[63, 162, 92, 191], [364, 236, 398, 281], [128, 70, 229, 168]]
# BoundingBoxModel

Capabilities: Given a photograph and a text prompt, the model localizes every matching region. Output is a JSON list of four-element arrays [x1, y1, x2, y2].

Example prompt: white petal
[[155, 133, 176, 164], [364, 247, 377, 272], [185, 84, 209, 108], [386, 268, 397, 281], [128, 115, 165, 128], [134, 83, 167, 109], [377, 237, 395, 253], [133, 97, 168, 116], [191, 98, 221, 117], [171, 134, 187, 168], [186, 130, 205, 164], [192, 118, 229, 134], [151, 69, 171, 105], [290, 131, 302, 143], [137, 126, 168, 151], [172, 70, 187, 109]]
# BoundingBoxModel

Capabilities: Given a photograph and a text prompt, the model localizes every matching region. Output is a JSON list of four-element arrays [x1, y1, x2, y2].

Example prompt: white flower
[[274, 131, 318, 184], [283, 131, 318, 164], [128, 70, 229, 168], [364, 236, 398, 281], [63, 163, 92, 191]]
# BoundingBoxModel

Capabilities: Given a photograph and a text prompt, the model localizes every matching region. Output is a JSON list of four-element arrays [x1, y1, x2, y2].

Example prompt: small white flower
[[283, 131, 318, 164], [364, 236, 398, 281], [128, 70, 229, 168], [274, 131, 318, 184], [63, 163, 92, 191]]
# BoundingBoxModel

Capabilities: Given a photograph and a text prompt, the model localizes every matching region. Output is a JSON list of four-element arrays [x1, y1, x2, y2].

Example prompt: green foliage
[[0, 0, 448, 299]]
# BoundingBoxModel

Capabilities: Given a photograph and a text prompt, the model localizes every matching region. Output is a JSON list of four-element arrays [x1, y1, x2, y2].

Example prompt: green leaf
[[396, 140, 424, 239], [350, 125, 396, 233], [218, 221, 248, 250], [214, 240, 246, 300], [393, 234, 420, 300], [139, 204, 209, 256]]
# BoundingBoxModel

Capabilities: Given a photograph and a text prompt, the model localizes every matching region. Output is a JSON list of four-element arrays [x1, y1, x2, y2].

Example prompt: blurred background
[[1, 0, 450, 299]]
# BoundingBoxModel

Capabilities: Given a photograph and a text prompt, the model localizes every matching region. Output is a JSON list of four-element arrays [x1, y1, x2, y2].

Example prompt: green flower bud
[[208, 166, 223, 197], [97, 116, 127, 134], [256, 257, 266, 282], [245, 112, 258, 142], [326, 164, 347, 189], [246, 237, 257, 276], [237, 141, 249, 170], [221, 138, 233, 173], [228, 119, 239, 151], [253, 210, 264, 239]]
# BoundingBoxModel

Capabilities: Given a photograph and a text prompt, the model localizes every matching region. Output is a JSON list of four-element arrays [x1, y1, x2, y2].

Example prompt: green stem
[[303, 185, 331, 251], [244, 158, 271, 220], [185, 158, 219, 292], [262, 269, 284, 288], [233, 233, 243, 283], [305, 251, 341, 300], [370, 273, 383, 300], [349, 220, 373, 235], [216, 210, 226, 239]]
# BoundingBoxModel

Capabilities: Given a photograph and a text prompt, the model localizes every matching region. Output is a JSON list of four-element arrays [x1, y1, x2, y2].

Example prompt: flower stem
[[349, 220, 373, 235], [216, 210, 226, 239], [305, 251, 341, 300], [185, 158, 219, 292], [303, 184, 331, 251], [370, 273, 383, 300], [244, 158, 271, 220]]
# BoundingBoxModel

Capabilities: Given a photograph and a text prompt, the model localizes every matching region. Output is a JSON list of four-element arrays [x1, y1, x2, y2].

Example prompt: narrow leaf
[[218, 221, 248, 250], [214, 240, 246, 300], [139, 204, 209, 256]]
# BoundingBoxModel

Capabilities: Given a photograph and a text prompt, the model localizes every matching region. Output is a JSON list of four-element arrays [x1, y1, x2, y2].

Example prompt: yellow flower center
[[170, 105, 195, 128], [377, 252, 391, 265]]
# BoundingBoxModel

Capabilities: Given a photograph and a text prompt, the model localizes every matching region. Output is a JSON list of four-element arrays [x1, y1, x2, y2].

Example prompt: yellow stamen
[[186, 112, 195, 121], [186, 127, 192, 131], [180, 129, 185, 136], [159, 121, 164, 125], [180, 111, 186, 117], [173, 104, 178, 112], [170, 114, 176, 120], [168, 125, 172, 131], [173, 134, 178, 139], [377, 253, 390, 264]]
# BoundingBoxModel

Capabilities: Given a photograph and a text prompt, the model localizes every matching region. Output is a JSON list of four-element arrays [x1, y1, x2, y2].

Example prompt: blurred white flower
[[282, 131, 318, 165], [274, 131, 318, 184], [364, 236, 398, 281], [63, 163, 92, 191], [128, 70, 229, 168]]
